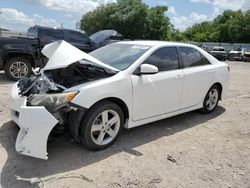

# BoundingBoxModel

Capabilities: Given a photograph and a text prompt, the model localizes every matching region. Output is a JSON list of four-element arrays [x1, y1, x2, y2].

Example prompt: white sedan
[[10, 40, 229, 159]]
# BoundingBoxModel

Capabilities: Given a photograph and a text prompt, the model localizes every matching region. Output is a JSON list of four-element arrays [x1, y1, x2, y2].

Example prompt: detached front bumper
[[10, 83, 59, 160]]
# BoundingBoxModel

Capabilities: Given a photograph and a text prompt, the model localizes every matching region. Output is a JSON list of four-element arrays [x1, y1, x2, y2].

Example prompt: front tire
[[4, 57, 32, 81], [201, 85, 220, 114], [79, 101, 124, 150]]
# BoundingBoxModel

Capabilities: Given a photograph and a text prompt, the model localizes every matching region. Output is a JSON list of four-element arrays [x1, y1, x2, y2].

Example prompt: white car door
[[131, 47, 184, 121], [179, 47, 215, 109]]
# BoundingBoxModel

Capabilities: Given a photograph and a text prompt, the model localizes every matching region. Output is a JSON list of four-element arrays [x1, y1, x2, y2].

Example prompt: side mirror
[[140, 64, 158, 74]]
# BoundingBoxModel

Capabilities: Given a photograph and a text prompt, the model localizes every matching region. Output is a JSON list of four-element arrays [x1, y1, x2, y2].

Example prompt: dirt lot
[[0, 61, 250, 188]]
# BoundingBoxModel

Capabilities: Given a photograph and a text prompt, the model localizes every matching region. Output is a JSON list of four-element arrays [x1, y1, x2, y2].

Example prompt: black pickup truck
[[0, 26, 122, 80]]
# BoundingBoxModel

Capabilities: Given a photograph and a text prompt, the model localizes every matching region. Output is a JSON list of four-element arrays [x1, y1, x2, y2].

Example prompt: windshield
[[85, 43, 150, 70], [213, 48, 225, 51]]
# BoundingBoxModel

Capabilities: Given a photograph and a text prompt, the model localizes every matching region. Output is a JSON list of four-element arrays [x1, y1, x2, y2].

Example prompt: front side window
[[144, 47, 179, 71], [68, 31, 90, 43], [180, 47, 210, 68]]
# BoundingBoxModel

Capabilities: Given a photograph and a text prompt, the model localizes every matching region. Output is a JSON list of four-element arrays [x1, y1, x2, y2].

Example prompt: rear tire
[[201, 85, 220, 114], [79, 101, 124, 150], [4, 57, 32, 81]]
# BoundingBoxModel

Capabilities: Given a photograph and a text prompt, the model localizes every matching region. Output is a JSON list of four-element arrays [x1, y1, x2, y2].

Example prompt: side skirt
[[126, 103, 203, 129]]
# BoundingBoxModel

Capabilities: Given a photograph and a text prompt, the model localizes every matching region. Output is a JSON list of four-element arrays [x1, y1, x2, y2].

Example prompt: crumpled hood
[[42, 40, 119, 72]]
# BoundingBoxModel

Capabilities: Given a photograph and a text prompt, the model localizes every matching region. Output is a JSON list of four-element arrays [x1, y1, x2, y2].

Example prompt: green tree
[[184, 9, 250, 43], [167, 28, 186, 41], [81, 0, 173, 40], [82, 1, 249, 43], [144, 6, 172, 40]]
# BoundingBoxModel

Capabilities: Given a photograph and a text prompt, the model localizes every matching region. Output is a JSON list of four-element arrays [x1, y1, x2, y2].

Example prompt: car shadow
[[0, 106, 225, 187]]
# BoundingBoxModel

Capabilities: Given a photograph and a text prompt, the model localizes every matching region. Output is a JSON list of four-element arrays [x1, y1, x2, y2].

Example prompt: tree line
[[81, 0, 250, 43], [184, 10, 250, 43]]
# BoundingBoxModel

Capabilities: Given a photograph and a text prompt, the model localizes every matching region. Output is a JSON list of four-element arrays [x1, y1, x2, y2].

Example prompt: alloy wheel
[[9, 61, 28, 79], [206, 88, 219, 111], [91, 110, 120, 146]]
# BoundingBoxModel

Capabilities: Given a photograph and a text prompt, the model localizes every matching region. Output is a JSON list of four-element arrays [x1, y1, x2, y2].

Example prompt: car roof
[[117, 40, 197, 48], [29, 25, 84, 33], [213, 46, 225, 49]]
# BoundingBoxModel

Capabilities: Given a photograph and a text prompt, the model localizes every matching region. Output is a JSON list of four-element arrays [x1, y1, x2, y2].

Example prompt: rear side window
[[144, 47, 179, 71], [39, 28, 64, 40], [68, 31, 90, 43], [180, 47, 210, 68]]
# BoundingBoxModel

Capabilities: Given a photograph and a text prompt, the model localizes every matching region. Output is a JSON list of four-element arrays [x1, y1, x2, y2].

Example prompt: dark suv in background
[[0, 26, 122, 80]]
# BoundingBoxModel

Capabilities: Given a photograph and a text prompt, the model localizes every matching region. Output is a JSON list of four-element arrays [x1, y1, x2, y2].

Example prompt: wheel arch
[[68, 97, 129, 143], [89, 97, 129, 124], [3, 52, 35, 67], [212, 82, 223, 100]]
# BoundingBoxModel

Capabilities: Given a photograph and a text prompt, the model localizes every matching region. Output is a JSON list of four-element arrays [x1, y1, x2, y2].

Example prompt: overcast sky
[[0, 0, 249, 32]]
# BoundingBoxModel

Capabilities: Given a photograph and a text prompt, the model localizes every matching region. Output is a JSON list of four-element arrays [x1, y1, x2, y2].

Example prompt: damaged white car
[[10, 40, 229, 159]]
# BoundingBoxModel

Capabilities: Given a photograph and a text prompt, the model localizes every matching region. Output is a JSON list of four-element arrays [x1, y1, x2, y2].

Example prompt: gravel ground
[[0, 61, 250, 188]]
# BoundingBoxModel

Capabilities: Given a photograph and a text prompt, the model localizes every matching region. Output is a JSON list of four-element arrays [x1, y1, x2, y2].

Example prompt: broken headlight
[[27, 91, 78, 112]]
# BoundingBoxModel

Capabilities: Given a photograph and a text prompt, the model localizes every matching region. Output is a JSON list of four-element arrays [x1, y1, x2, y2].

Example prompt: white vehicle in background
[[10, 40, 230, 159], [210, 46, 228, 61], [228, 48, 245, 61], [242, 49, 250, 62]]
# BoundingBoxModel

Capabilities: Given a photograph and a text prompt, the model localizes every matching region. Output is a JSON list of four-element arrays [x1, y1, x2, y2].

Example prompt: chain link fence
[[0, 30, 26, 37], [189, 42, 250, 51]]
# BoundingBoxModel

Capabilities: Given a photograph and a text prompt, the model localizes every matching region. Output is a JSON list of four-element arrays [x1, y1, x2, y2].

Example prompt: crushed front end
[[10, 63, 115, 159], [10, 72, 79, 159], [10, 40, 117, 159]]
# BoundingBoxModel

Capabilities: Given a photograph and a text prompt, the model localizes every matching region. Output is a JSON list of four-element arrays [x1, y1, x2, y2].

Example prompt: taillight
[[227, 65, 230, 72]]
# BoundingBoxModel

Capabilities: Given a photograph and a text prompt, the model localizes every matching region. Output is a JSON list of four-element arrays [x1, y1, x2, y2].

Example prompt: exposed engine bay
[[14, 61, 116, 150], [15, 40, 118, 141], [18, 61, 116, 97]]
